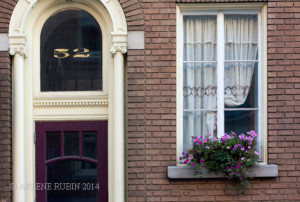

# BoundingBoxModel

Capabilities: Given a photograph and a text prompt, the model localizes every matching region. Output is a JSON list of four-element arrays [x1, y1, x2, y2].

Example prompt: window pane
[[183, 62, 217, 110], [224, 61, 258, 109], [41, 9, 102, 91], [183, 111, 217, 151], [83, 132, 97, 159], [183, 16, 217, 110], [46, 132, 61, 160], [47, 160, 97, 202], [64, 132, 79, 156], [182, 16, 218, 152], [224, 15, 258, 61], [225, 110, 258, 134]]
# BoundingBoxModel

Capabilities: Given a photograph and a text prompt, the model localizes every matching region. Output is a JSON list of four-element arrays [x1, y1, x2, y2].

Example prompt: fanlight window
[[40, 9, 103, 91]]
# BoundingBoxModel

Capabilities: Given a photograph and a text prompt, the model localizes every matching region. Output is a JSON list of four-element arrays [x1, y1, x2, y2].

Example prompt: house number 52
[[54, 48, 90, 58]]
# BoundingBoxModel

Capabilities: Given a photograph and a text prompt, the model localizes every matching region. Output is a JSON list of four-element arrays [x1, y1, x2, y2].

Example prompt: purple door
[[35, 121, 108, 202]]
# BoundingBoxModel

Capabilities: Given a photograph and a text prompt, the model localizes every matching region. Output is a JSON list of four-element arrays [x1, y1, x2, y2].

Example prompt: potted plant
[[180, 131, 260, 194]]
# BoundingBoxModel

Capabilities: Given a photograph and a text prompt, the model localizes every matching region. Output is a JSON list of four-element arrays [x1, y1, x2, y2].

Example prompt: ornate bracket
[[9, 29, 27, 57], [110, 32, 127, 55], [110, 45, 127, 55]]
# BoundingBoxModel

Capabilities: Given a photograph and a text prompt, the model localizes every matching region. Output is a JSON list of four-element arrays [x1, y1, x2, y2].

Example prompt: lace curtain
[[224, 15, 258, 107], [183, 15, 258, 151]]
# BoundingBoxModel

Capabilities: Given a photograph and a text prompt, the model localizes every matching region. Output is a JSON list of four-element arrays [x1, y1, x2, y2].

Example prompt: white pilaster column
[[110, 42, 127, 202], [10, 40, 26, 202]]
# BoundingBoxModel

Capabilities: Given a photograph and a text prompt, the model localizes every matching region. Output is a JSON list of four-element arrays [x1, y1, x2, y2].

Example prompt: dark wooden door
[[35, 121, 108, 202]]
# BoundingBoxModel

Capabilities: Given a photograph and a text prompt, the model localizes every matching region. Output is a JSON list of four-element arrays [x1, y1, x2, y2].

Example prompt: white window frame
[[176, 3, 268, 165]]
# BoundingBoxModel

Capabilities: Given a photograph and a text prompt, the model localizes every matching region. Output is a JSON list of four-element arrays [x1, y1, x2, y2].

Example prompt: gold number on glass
[[54, 49, 70, 58], [73, 48, 90, 58]]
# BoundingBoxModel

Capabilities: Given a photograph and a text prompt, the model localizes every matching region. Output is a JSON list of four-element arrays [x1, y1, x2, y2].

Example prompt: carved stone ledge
[[168, 164, 278, 179]]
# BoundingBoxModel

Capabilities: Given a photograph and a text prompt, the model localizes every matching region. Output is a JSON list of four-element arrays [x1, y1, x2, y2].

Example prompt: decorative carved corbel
[[110, 45, 127, 55], [110, 32, 127, 55], [9, 29, 28, 57]]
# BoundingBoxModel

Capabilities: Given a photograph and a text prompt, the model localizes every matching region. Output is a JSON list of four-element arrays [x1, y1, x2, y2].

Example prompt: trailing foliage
[[180, 131, 260, 194]]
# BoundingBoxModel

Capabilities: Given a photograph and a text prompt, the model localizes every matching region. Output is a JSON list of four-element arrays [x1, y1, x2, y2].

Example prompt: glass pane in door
[[47, 160, 97, 202]]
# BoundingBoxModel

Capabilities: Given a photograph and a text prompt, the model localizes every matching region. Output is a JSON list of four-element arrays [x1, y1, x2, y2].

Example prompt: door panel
[[36, 121, 108, 202]]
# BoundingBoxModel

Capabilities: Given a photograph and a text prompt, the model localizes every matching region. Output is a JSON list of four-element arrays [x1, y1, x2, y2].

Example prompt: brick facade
[[0, 0, 300, 201], [0, 0, 17, 199]]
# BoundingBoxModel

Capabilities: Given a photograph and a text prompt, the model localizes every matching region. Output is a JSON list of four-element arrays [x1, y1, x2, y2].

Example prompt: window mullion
[[217, 12, 225, 138]]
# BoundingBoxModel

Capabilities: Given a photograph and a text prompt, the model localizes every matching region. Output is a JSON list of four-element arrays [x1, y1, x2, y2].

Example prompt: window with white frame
[[177, 5, 267, 163]]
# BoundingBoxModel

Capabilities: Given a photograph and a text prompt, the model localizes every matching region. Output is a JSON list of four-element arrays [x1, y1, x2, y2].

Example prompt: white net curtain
[[183, 15, 258, 151]]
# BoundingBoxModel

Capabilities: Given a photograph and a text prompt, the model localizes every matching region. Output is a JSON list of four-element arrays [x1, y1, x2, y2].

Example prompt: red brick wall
[[0, 0, 17, 201], [0, 52, 12, 202]]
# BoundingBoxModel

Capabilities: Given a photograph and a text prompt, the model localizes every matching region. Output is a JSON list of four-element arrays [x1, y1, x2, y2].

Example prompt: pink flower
[[200, 159, 205, 163], [205, 146, 210, 149], [190, 163, 195, 167], [241, 157, 245, 161], [189, 155, 193, 159]]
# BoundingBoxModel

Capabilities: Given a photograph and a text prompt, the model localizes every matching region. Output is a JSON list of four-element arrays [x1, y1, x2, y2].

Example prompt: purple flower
[[205, 146, 210, 149], [248, 146, 251, 149], [237, 162, 242, 165], [189, 155, 193, 159], [200, 159, 205, 163], [226, 166, 229, 170], [235, 166, 239, 169], [203, 139, 208, 143], [194, 150, 197, 153], [179, 157, 182, 160], [241, 147, 245, 151], [234, 172, 237, 175], [241, 157, 245, 161], [226, 146, 230, 150], [185, 153, 189, 157], [254, 151, 259, 155], [182, 152, 185, 155], [190, 163, 195, 167]]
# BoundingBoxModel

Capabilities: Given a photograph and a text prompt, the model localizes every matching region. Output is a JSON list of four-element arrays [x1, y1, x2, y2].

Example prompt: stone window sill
[[168, 164, 278, 179]]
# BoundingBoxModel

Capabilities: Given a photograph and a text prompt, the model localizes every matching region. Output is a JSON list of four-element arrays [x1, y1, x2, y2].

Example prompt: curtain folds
[[224, 15, 258, 107]]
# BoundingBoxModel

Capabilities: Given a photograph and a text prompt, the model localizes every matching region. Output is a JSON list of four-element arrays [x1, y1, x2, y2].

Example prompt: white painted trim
[[9, 0, 127, 202], [176, 5, 184, 166], [217, 12, 225, 139], [176, 4, 267, 164]]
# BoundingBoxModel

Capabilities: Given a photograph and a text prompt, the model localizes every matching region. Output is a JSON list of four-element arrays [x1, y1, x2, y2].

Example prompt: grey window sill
[[168, 164, 278, 179]]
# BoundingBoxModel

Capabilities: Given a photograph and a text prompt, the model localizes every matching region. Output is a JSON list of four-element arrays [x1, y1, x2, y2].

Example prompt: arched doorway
[[9, 0, 127, 201]]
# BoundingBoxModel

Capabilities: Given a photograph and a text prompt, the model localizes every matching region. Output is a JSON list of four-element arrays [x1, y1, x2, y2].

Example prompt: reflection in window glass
[[46, 132, 61, 160], [83, 132, 97, 159], [47, 160, 97, 202], [64, 132, 79, 156], [41, 9, 102, 91]]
